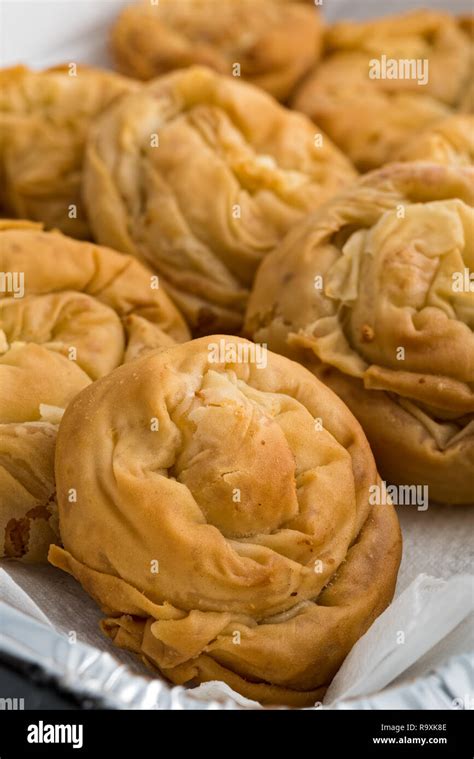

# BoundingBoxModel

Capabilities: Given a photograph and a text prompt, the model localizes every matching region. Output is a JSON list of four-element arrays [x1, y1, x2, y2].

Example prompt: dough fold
[[292, 10, 472, 170], [83, 66, 356, 333], [245, 162, 474, 504], [49, 335, 401, 706], [0, 220, 189, 561], [111, 0, 323, 102], [0, 65, 137, 238]]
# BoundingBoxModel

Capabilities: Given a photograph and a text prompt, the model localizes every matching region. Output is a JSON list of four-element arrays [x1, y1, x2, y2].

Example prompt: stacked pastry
[[0, 221, 189, 561], [1, 1, 472, 708]]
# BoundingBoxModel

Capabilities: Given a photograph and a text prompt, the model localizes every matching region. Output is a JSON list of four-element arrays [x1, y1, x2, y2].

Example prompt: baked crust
[[292, 10, 471, 170], [0, 220, 189, 561], [393, 114, 474, 166], [83, 65, 356, 334], [245, 162, 474, 504], [0, 65, 137, 238], [458, 14, 474, 36], [49, 335, 401, 706], [458, 15, 474, 113], [111, 0, 322, 101]]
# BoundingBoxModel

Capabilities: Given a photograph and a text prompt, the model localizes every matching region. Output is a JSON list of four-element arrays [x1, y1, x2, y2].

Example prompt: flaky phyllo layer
[[111, 0, 323, 101], [0, 221, 189, 561], [49, 337, 401, 706], [83, 66, 356, 334], [394, 114, 474, 166], [0, 66, 137, 238], [292, 10, 473, 170], [246, 163, 474, 504]]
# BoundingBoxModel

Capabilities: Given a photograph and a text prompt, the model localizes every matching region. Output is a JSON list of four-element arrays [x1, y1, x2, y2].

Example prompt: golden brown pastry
[[458, 14, 474, 35], [292, 10, 471, 170], [0, 65, 137, 238], [0, 220, 189, 562], [246, 162, 474, 505], [394, 115, 474, 166], [83, 65, 356, 334], [111, 0, 322, 102], [458, 15, 474, 113], [49, 335, 401, 706]]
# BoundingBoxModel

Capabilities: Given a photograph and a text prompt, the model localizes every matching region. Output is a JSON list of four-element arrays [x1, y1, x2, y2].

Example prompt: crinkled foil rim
[[1, 602, 472, 710]]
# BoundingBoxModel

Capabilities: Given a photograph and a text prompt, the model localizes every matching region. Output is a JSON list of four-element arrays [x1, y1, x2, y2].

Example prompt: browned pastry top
[[292, 10, 472, 170], [111, 0, 323, 101], [0, 220, 189, 561], [49, 335, 401, 705]]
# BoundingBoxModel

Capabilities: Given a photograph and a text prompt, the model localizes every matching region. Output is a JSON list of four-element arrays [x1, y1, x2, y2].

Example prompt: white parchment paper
[[1, 505, 473, 708]]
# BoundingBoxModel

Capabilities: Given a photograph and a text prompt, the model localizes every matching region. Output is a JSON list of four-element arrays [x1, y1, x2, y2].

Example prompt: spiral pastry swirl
[[292, 10, 472, 170], [83, 66, 356, 334], [246, 162, 474, 504], [49, 336, 401, 706], [0, 221, 189, 561]]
